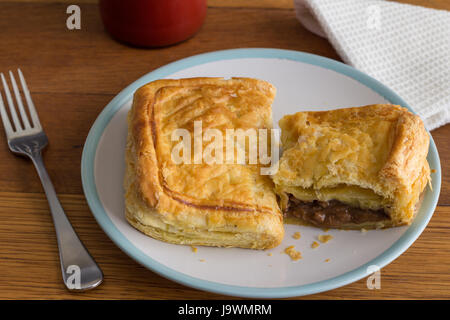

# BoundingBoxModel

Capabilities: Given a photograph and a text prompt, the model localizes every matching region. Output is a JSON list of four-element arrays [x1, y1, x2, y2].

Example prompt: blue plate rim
[[81, 48, 441, 298]]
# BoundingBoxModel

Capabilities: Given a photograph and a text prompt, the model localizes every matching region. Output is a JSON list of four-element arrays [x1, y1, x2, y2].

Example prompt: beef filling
[[287, 195, 389, 228]]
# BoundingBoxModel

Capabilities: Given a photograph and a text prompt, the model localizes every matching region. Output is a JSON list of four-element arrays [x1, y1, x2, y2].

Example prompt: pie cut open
[[272, 104, 431, 229]]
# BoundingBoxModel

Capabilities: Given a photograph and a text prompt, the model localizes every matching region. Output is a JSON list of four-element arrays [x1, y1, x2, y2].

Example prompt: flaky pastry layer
[[125, 78, 283, 249], [272, 104, 430, 228]]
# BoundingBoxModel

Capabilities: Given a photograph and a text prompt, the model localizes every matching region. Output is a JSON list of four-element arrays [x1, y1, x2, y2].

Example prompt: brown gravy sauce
[[286, 195, 388, 228]]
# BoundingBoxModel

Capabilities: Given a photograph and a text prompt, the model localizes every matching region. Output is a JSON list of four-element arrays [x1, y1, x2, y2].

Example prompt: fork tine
[[0, 92, 14, 137], [18, 69, 41, 130], [1, 73, 22, 131], [9, 71, 31, 129]]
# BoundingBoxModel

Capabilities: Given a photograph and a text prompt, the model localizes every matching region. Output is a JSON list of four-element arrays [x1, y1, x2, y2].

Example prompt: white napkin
[[294, 0, 450, 130]]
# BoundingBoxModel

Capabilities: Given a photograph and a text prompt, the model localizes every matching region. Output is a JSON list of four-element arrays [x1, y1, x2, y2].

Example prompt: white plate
[[81, 48, 441, 298]]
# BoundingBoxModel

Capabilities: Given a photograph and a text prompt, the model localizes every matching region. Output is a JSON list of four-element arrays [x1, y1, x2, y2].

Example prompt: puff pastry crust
[[124, 77, 283, 249], [272, 104, 430, 229]]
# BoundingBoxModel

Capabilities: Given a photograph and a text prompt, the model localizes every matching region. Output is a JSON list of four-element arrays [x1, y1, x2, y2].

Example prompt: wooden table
[[0, 0, 448, 300]]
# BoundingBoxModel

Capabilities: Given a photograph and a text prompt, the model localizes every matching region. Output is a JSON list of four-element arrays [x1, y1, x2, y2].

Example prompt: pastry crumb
[[191, 246, 198, 253], [431, 169, 436, 173], [292, 232, 301, 239], [318, 234, 333, 243], [322, 228, 329, 232], [199, 259, 205, 262], [324, 258, 330, 263], [361, 228, 367, 233], [267, 252, 273, 256], [311, 241, 319, 249], [284, 246, 302, 261]]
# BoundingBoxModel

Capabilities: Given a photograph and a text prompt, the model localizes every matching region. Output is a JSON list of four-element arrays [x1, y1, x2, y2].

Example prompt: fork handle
[[30, 152, 103, 291]]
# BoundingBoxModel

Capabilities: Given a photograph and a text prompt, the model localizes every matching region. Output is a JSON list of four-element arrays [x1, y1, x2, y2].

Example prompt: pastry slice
[[124, 77, 283, 249], [272, 104, 430, 229]]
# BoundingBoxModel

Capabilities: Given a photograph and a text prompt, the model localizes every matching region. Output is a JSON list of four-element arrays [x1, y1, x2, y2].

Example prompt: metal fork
[[0, 69, 103, 291]]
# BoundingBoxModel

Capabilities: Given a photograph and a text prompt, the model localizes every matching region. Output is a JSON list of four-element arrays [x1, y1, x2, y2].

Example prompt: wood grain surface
[[0, 0, 448, 300]]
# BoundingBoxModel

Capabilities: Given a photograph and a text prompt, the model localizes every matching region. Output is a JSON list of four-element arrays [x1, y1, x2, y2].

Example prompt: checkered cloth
[[294, 0, 450, 130]]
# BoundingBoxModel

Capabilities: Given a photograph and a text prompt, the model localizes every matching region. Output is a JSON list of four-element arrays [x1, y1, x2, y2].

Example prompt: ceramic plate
[[81, 48, 441, 298]]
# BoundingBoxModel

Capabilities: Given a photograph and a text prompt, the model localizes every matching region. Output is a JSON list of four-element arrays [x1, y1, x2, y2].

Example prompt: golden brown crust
[[125, 78, 283, 249], [272, 104, 430, 228]]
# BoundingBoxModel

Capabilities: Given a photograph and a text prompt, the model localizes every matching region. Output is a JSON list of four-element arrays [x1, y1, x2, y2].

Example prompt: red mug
[[99, 0, 207, 47]]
